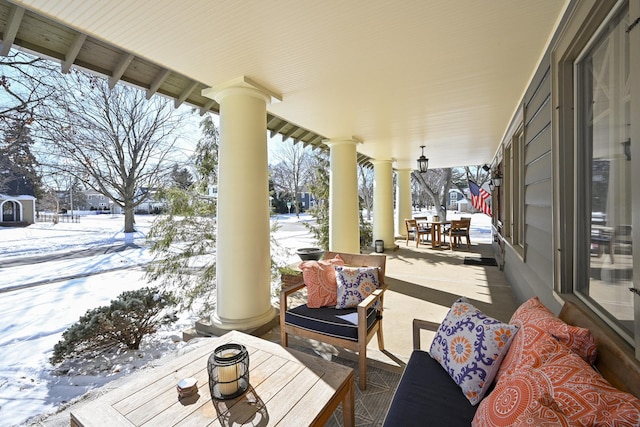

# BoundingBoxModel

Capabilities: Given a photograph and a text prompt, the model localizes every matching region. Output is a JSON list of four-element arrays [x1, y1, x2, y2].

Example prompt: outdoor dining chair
[[405, 219, 431, 247], [448, 218, 471, 250]]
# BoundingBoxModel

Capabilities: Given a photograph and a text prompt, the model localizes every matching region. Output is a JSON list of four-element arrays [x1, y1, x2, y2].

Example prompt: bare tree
[[358, 165, 374, 220], [452, 166, 490, 194], [1, 50, 58, 196], [412, 166, 491, 218], [412, 168, 453, 220], [0, 51, 58, 126], [270, 141, 312, 217], [40, 71, 186, 233]]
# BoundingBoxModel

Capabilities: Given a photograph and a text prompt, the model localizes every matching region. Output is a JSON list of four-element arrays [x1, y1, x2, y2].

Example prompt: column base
[[192, 306, 277, 338], [384, 243, 400, 252]]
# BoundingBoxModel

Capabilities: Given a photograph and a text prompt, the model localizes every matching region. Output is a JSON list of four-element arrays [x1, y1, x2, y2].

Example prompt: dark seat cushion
[[284, 304, 378, 342], [383, 350, 478, 427]]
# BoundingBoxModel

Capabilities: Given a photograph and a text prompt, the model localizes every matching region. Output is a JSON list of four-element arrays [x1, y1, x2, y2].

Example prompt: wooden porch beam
[[61, 33, 87, 74], [109, 52, 134, 89], [1, 5, 25, 55]]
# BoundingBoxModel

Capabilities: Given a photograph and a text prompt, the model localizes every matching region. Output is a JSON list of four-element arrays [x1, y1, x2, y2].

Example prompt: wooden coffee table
[[70, 330, 354, 426]]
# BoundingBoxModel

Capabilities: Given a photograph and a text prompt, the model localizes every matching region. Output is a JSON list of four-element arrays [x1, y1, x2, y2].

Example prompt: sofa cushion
[[509, 296, 597, 365], [383, 350, 478, 427], [429, 298, 519, 405], [473, 329, 640, 426], [284, 304, 378, 341], [299, 255, 344, 308], [334, 265, 380, 309], [472, 365, 570, 426], [496, 298, 598, 385]]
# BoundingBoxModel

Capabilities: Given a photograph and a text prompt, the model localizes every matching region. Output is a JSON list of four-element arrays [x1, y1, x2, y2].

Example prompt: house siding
[[503, 55, 558, 311]]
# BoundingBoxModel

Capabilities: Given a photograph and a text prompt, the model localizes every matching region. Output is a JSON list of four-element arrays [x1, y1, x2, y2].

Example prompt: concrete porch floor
[[264, 237, 519, 373]]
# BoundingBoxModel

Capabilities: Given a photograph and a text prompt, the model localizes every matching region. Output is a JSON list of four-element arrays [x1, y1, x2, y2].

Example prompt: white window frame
[[502, 104, 526, 259]]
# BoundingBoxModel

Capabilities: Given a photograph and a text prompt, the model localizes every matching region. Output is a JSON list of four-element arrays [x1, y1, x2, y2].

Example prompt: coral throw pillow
[[509, 296, 597, 365], [429, 298, 519, 405], [473, 330, 640, 427], [299, 255, 344, 308], [334, 266, 380, 309]]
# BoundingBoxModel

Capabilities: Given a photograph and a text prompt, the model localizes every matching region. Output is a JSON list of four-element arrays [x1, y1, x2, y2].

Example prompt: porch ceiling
[[4, 0, 568, 169]]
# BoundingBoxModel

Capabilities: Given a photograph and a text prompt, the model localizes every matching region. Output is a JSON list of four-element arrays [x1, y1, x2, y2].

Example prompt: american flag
[[468, 180, 492, 217]]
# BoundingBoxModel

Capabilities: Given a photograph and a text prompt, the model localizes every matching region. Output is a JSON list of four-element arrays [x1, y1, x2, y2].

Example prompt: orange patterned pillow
[[473, 366, 570, 426], [300, 255, 344, 308], [509, 297, 597, 365], [473, 330, 640, 427]]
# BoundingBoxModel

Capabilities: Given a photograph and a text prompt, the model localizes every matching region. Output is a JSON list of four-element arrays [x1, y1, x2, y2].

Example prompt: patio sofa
[[383, 297, 640, 426]]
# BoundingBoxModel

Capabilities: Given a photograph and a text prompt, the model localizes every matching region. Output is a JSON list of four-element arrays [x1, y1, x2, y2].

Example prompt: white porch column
[[372, 159, 395, 250], [396, 168, 413, 237], [325, 138, 360, 253], [202, 76, 279, 330]]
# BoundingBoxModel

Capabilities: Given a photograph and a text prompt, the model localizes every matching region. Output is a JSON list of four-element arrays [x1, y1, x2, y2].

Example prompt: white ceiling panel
[[13, 0, 568, 168]]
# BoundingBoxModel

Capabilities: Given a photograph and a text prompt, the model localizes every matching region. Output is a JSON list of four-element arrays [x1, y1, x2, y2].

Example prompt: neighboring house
[[271, 189, 316, 213], [84, 190, 112, 210], [447, 189, 465, 210], [136, 187, 164, 214], [82, 188, 166, 214], [298, 189, 315, 211], [206, 183, 218, 199], [0, 194, 36, 225]]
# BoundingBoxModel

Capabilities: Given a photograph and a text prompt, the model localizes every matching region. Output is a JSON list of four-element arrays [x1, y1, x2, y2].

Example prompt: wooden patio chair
[[280, 251, 387, 390], [449, 218, 471, 250], [405, 219, 431, 247]]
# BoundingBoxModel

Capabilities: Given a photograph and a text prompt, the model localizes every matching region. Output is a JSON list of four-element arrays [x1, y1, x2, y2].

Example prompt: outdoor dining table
[[430, 220, 451, 249]]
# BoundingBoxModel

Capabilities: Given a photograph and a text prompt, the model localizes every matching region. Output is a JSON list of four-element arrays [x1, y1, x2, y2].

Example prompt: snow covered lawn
[[0, 216, 193, 426]]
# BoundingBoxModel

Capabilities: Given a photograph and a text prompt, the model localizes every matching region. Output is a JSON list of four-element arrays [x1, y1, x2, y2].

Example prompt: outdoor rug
[[321, 355, 402, 427], [463, 256, 498, 267]]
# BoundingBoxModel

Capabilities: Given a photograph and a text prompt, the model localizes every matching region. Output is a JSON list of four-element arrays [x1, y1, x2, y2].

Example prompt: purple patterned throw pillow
[[334, 266, 380, 309], [429, 298, 519, 405]]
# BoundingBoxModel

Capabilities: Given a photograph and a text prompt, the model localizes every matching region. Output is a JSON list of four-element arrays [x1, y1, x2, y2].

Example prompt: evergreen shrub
[[50, 287, 177, 364]]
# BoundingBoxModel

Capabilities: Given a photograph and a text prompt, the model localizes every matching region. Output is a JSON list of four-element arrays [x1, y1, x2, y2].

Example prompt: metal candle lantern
[[208, 343, 249, 400]]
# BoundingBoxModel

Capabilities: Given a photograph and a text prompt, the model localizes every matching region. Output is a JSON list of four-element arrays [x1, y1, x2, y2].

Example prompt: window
[[512, 128, 525, 250], [503, 122, 525, 257], [575, 4, 635, 343]]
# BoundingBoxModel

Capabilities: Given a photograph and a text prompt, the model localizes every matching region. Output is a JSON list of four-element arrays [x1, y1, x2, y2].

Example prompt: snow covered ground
[[0, 210, 491, 426], [0, 213, 314, 427]]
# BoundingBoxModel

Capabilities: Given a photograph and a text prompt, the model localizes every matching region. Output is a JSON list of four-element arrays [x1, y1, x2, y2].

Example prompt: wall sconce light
[[417, 145, 429, 173], [489, 169, 502, 191]]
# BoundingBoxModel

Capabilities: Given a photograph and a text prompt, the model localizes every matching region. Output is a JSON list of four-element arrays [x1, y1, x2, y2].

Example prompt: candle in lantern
[[208, 343, 249, 400], [217, 352, 239, 395]]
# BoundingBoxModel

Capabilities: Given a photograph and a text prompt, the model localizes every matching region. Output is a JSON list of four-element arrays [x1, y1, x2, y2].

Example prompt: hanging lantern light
[[417, 145, 429, 173]]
